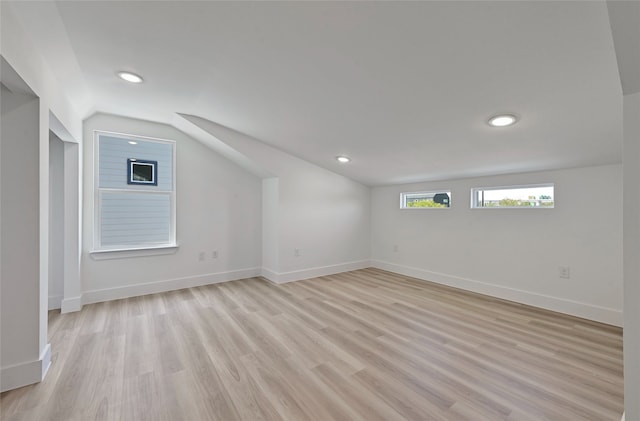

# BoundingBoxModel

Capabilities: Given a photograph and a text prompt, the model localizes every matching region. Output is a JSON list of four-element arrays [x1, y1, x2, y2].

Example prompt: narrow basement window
[[471, 184, 554, 208], [400, 191, 451, 209]]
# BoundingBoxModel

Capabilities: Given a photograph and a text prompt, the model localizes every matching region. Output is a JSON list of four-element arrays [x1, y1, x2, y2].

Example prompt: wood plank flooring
[[0, 268, 624, 420]]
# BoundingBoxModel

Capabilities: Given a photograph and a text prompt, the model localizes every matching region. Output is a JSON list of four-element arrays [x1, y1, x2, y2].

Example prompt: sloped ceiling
[[6, 1, 623, 185], [607, 0, 640, 95]]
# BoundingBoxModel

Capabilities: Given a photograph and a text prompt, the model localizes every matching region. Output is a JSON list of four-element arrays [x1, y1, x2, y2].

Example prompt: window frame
[[470, 183, 554, 209], [92, 130, 177, 254], [127, 158, 158, 186], [400, 190, 452, 210]]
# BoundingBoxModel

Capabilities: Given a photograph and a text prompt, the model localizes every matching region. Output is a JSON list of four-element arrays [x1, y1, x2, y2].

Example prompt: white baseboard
[[41, 343, 51, 380], [61, 296, 82, 313], [81, 267, 262, 305], [1, 343, 51, 393], [261, 260, 371, 284], [371, 260, 623, 327], [48, 294, 63, 310], [261, 267, 279, 282]]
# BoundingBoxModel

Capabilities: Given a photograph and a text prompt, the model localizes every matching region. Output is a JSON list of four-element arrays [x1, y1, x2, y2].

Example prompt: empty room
[[1, 1, 639, 420]]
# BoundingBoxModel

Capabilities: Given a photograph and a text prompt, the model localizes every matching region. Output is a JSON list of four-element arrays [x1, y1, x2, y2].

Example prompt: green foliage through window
[[401, 191, 451, 209], [406, 199, 446, 208]]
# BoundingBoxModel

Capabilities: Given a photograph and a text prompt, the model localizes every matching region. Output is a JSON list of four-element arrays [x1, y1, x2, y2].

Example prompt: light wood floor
[[1, 269, 623, 421]]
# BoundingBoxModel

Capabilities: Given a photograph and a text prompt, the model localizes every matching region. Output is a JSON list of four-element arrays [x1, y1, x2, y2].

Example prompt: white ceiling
[[9, 1, 623, 186]]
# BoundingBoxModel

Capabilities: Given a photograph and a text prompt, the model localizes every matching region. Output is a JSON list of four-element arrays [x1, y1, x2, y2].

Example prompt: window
[[471, 184, 554, 208], [94, 131, 176, 251], [400, 191, 451, 209]]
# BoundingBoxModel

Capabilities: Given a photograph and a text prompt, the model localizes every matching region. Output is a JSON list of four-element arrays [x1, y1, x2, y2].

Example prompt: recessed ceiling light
[[488, 114, 518, 127], [336, 156, 351, 163], [128, 141, 138, 145], [117, 71, 144, 84]]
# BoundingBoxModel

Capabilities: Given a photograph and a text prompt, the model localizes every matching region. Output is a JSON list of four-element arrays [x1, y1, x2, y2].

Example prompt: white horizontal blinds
[[98, 135, 172, 190], [96, 133, 175, 249], [100, 192, 171, 246]]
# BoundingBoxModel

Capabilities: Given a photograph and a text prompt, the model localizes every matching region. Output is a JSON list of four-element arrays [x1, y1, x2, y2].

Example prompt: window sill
[[471, 207, 554, 210], [90, 245, 178, 260], [400, 207, 451, 210]]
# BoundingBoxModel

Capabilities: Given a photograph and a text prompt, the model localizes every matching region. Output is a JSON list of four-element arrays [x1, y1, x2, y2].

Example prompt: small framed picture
[[127, 159, 158, 186]]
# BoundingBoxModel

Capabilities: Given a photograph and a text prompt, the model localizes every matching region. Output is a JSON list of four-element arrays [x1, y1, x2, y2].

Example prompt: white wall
[[1, 4, 82, 142], [623, 92, 640, 419], [1, 1, 84, 391], [177, 115, 372, 282], [371, 164, 623, 326], [276, 169, 370, 275], [61, 139, 82, 313], [262, 178, 279, 272], [48, 131, 64, 308], [80, 113, 263, 302], [0, 84, 46, 391]]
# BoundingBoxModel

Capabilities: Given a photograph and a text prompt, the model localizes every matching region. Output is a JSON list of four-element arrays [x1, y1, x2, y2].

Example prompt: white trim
[[0, 343, 51, 393], [0, 360, 41, 393], [90, 245, 178, 260], [261, 260, 371, 284], [260, 267, 280, 282], [63, 141, 82, 316], [471, 182, 555, 191], [93, 129, 177, 145], [99, 187, 173, 193], [470, 183, 555, 209], [40, 343, 51, 380], [81, 267, 261, 305], [371, 260, 622, 327], [49, 111, 78, 144], [48, 294, 63, 310], [61, 296, 82, 313], [400, 190, 452, 209], [470, 206, 554, 210]]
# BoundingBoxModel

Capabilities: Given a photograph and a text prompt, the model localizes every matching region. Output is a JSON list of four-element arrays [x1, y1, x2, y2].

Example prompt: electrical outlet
[[212, 250, 218, 259], [198, 251, 205, 261], [558, 266, 570, 279], [294, 248, 300, 257], [393, 244, 399, 252]]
